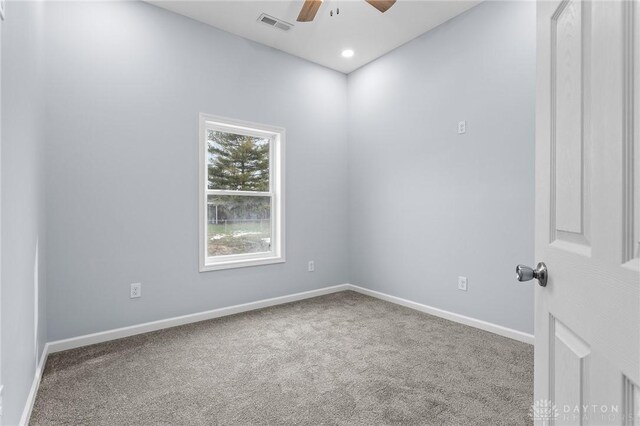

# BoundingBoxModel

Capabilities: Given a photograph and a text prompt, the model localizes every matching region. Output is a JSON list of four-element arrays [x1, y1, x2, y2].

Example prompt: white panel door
[[534, 0, 640, 425]]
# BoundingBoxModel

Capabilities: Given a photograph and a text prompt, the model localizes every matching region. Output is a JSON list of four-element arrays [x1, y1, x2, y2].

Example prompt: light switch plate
[[0, 384, 4, 417]]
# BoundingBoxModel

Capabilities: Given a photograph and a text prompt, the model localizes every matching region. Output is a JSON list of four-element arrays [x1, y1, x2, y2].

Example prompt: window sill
[[199, 255, 285, 272]]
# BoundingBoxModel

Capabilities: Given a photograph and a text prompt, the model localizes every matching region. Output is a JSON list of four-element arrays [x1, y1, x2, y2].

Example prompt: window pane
[[207, 130, 269, 191], [207, 195, 271, 257]]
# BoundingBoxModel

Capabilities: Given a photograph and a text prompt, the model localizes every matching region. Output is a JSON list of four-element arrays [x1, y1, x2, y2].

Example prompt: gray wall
[[1, 1, 48, 424], [43, 1, 349, 341], [347, 1, 536, 334], [0, 2, 535, 420]]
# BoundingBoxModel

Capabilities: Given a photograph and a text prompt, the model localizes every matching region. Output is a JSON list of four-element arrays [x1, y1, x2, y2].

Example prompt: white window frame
[[199, 113, 285, 272]]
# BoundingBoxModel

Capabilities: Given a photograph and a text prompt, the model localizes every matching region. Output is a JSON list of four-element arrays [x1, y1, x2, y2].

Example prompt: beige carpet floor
[[30, 291, 533, 425]]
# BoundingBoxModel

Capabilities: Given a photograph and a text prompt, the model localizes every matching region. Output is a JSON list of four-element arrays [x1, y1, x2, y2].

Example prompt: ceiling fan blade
[[365, 0, 396, 13], [297, 0, 323, 22]]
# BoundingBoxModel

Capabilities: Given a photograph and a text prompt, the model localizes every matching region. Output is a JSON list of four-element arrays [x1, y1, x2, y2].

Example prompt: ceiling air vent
[[257, 13, 293, 31]]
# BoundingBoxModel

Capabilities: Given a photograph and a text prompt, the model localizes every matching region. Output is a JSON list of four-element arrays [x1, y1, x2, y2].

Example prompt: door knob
[[516, 262, 548, 287]]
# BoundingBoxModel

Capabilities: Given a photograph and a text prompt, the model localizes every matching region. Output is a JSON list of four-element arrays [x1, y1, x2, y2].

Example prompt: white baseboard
[[44, 282, 532, 354], [47, 284, 351, 354], [345, 284, 534, 345], [19, 343, 50, 426], [21, 282, 531, 425], [20, 284, 349, 424]]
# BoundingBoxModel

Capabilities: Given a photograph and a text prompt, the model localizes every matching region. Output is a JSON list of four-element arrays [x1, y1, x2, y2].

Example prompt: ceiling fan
[[296, 0, 396, 22]]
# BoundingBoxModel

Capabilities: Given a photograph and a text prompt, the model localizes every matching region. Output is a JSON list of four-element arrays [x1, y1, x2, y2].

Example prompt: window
[[199, 114, 285, 271]]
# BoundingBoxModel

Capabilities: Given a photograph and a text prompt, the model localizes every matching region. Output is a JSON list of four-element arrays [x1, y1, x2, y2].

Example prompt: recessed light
[[341, 49, 354, 58]]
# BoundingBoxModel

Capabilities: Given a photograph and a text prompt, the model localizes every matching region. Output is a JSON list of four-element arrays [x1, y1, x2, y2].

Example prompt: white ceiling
[[147, 0, 481, 74]]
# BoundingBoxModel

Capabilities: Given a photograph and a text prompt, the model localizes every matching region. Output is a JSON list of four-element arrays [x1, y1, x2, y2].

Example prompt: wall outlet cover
[[130, 282, 142, 298], [458, 276, 468, 291], [458, 120, 466, 134]]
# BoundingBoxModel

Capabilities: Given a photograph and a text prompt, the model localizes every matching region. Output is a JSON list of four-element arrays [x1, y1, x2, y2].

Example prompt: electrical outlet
[[130, 282, 141, 298], [308, 261, 315, 272], [458, 276, 468, 291], [458, 120, 466, 134]]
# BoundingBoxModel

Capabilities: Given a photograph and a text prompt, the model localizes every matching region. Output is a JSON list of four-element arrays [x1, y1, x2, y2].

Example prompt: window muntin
[[199, 114, 284, 271]]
